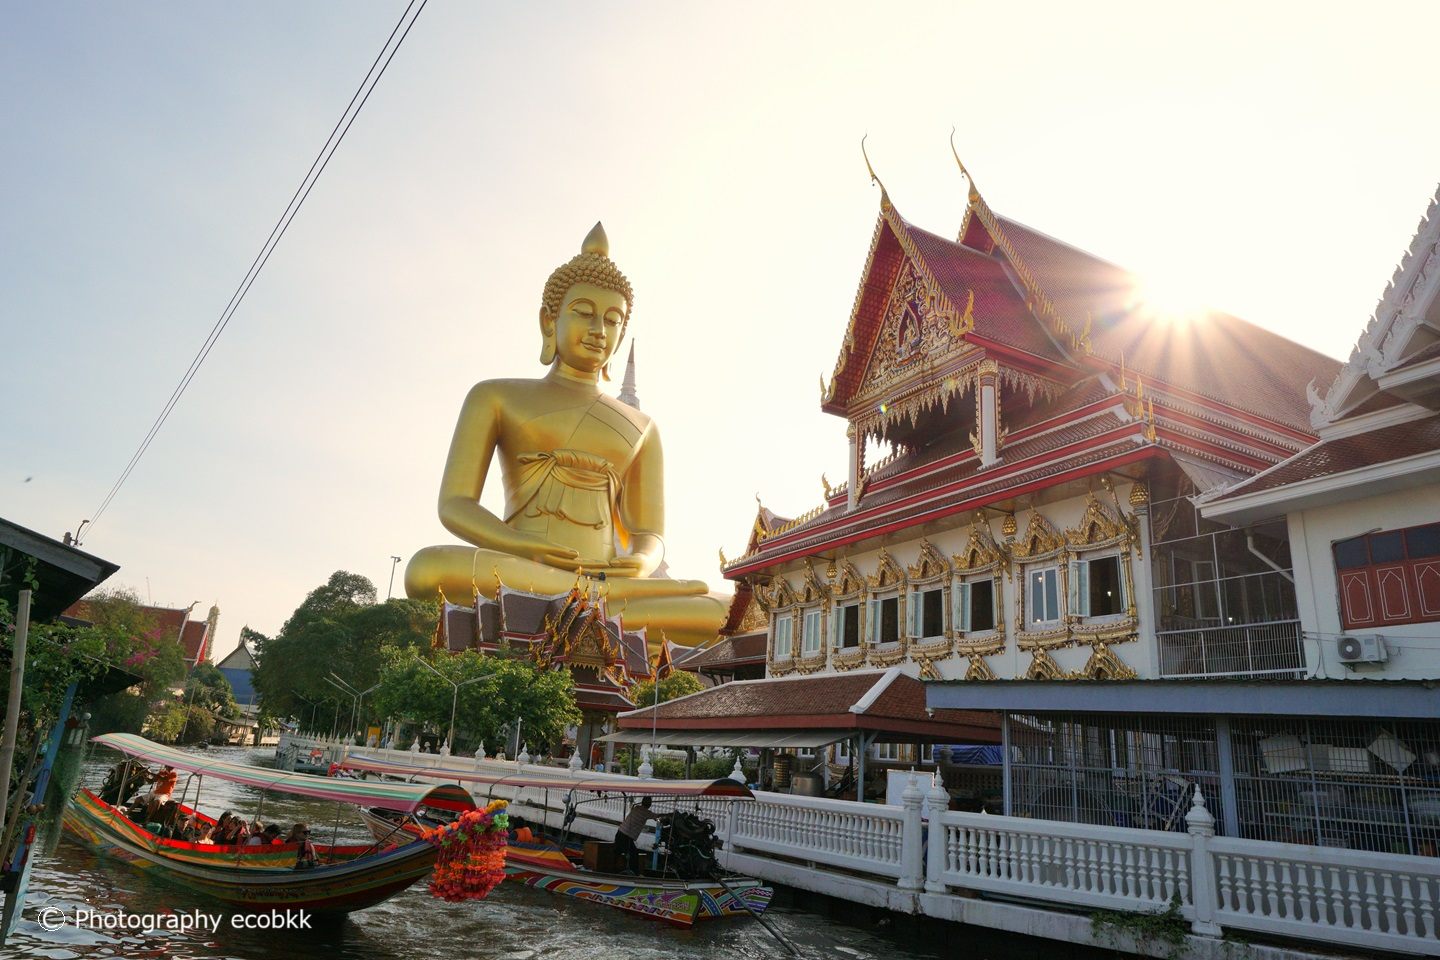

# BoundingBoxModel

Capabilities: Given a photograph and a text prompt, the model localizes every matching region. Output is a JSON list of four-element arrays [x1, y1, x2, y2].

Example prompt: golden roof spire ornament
[[949, 128, 981, 205], [860, 135, 892, 211]]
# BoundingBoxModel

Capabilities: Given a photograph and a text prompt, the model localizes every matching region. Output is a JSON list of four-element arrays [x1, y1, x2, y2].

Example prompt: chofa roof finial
[[861, 135, 891, 210], [949, 127, 981, 205]]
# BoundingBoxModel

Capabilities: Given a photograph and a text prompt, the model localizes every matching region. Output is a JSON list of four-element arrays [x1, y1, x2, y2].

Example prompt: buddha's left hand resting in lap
[[405, 223, 725, 647]]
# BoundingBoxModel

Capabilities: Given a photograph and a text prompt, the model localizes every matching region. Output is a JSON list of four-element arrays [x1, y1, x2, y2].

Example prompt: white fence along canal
[[279, 733, 1440, 957]]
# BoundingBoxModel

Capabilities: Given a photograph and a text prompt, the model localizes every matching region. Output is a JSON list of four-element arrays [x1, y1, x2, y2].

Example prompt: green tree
[[74, 588, 188, 735], [628, 671, 704, 711], [371, 648, 580, 752], [185, 662, 238, 717], [252, 571, 436, 728]]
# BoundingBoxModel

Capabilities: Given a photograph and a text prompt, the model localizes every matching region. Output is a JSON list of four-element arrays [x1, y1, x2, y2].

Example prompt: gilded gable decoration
[[1013, 511, 1065, 560], [1080, 643, 1137, 680], [866, 548, 907, 590], [1065, 490, 1134, 550], [737, 596, 768, 633], [799, 560, 830, 604], [918, 657, 944, 681], [965, 656, 998, 681], [832, 558, 865, 600], [907, 539, 950, 584], [952, 512, 1008, 570], [755, 575, 799, 613], [1024, 649, 1067, 680]]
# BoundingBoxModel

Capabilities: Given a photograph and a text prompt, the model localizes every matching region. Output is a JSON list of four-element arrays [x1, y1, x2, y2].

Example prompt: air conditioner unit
[[1337, 634, 1387, 665]]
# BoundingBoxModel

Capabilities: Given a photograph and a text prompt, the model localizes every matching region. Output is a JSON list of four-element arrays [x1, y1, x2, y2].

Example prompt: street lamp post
[[323, 676, 359, 742], [355, 682, 381, 743], [387, 556, 402, 600], [414, 655, 495, 749]]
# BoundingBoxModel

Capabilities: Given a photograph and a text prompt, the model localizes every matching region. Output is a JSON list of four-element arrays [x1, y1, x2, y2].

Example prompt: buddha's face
[[543, 282, 627, 373]]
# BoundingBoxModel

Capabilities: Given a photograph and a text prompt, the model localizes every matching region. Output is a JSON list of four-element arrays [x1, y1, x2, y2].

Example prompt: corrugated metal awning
[[597, 729, 851, 748]]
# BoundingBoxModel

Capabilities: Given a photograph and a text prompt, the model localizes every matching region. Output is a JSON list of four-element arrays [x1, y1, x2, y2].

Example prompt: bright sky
[[5, 2, 1439, 662]]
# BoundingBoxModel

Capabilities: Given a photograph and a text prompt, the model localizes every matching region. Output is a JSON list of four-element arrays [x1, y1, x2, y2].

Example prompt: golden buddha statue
[[405, 223, 726, 648]]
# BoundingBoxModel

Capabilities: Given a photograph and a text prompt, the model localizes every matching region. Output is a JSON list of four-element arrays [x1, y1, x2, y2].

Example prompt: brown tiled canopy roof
[[1211, 415, 1440, 499], [618, 669, 999, 742], [685, 632, 767, 672]]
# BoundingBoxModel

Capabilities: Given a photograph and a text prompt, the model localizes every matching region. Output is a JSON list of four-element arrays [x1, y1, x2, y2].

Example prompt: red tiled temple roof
[[828, 202, 1339, 433], [617, 669, 999, 742], [180, 620, 210, 666], [1211, 415, 1440, 499], [987, 216, 1340, 431]]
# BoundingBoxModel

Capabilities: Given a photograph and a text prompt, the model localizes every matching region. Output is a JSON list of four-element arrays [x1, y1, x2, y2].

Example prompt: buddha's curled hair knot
[[541, 222, 634, 320]]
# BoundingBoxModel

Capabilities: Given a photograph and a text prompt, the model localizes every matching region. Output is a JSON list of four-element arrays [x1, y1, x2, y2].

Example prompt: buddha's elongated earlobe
[[600, 362, 612, 382], [539, 313, 557, 365]]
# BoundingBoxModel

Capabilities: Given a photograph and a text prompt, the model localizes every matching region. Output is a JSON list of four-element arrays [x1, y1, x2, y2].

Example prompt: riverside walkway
[[278, 732, 1436, 959]]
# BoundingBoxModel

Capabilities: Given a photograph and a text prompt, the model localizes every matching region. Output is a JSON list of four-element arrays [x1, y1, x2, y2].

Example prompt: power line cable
[[81, 0, 428, 543]]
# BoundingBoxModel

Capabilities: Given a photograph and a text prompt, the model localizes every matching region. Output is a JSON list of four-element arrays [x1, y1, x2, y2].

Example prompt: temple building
[[724, 166, 1334, 686], [690, 162, 1440, 849]]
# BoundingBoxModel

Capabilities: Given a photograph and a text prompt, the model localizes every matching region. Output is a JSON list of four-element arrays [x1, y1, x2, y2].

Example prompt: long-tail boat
[[341, 754, 773, 928], [63, 734, 476, 916]]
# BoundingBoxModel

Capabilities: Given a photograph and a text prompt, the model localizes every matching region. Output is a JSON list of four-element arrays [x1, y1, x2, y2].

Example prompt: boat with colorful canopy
[[63, 733, 495, 916], [340, 753, 773, 928]]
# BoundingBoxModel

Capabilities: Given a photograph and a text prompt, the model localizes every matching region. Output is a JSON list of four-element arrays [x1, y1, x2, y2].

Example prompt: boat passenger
[[510, 817, 534, 844], [287, 823, 318, 869], [614, 798, 667, 874]]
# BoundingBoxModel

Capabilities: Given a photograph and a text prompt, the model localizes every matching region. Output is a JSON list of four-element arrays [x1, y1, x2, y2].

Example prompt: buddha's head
[[539, 222, 634, 374]]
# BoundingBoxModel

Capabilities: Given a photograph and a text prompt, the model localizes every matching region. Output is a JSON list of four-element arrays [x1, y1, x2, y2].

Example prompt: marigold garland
[[421, 800, 510, 901]]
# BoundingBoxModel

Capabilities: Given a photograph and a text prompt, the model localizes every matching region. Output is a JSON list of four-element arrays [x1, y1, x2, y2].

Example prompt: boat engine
[[660, 811, 721, 879]]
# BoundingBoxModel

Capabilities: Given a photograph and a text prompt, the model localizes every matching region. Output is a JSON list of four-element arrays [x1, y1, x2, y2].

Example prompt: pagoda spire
[[618, 341, 640, 409]]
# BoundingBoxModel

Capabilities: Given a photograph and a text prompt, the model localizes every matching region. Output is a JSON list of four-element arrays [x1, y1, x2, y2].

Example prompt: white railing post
[[899, 773, 924, 890], [1187, 784, 1222, 936], [725, 801, 741, 854], [925, 773, 951, 893]]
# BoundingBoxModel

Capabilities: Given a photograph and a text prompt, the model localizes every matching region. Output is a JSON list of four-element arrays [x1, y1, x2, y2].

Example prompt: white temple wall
[[760, 481, 1155, 681]]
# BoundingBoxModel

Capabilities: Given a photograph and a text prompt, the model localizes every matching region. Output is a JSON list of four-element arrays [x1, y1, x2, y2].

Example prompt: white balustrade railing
[[1209, 836, 1440, 955], [929, 811, 1195, 915], [728, 791, 907, 879], [277, 733, 1440, 956]]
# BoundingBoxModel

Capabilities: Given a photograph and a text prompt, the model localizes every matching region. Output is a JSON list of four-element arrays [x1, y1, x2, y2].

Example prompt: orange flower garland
[[421, 799, 510, 901]]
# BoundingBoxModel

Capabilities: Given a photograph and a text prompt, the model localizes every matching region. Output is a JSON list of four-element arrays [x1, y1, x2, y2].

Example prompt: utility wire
[[81, 0, 428, 544]]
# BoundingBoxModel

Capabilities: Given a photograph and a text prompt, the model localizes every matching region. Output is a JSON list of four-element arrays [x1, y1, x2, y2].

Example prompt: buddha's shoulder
[[591, 392, 652, 432], [461, 378, 548, 405]]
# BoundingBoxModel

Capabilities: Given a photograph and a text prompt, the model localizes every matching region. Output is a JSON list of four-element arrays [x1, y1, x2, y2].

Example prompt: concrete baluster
[[898, 773, 924, 890], [925, 773, 950, 894], [1186, 784, 1222, 936]]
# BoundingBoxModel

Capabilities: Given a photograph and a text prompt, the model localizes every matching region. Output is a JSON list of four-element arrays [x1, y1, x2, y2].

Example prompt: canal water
[[7, 745, 1107, 960]]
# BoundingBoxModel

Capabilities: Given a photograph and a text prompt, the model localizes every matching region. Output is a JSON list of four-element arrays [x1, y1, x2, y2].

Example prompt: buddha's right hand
[[503, 531, 584, 570]]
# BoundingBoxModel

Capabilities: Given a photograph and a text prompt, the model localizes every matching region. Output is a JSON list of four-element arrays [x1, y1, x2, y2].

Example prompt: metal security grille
[[1150, 478, 1305, 678], [1228, 717, 1440, 855], [1008, 712, 1223, 832]]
